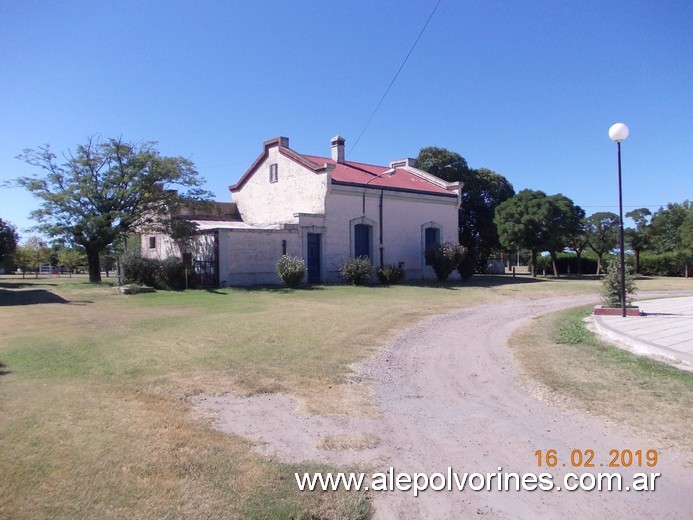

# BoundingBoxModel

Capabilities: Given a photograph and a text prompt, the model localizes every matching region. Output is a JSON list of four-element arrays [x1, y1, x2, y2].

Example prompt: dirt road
[[199, 295, 693, 519]]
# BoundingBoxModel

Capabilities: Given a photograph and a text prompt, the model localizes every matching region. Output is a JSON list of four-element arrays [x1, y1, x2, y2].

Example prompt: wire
[[348, 0, 442, 158]]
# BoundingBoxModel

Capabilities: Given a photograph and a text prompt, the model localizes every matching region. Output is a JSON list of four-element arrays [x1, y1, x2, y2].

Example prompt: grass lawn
[[0, 273, 691, 518], [510, 307, 693, 454]]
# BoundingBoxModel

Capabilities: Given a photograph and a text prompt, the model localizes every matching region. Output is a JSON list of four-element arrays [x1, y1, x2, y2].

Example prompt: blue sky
[[1, 0, 691, 240]]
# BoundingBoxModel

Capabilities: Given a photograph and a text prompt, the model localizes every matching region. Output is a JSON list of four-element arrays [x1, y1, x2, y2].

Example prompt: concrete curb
[[590, 315, 693, 372]]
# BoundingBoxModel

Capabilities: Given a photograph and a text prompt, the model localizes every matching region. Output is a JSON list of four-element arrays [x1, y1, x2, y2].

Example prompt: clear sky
[[1, 0, 691, 240]]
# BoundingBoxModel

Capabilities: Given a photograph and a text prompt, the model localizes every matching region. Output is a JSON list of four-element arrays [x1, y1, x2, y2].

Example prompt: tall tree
[[585, 212, 619, 275], [648, 201, 691, 253], [12, 137, 212, 282], [22, 236, 51, 277], [57, 246, 86, 277], [416, 147, 514, 272], [494, 189, 550, 277], [624, 207, 651, 274], [565, 218, 589, 276], [0, 218, 19, 267], [542, 194, 585, 277]]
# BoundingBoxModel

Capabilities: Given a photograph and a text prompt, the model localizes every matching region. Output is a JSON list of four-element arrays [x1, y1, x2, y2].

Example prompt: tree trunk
[[86, 248, 102, 283], [550, 251, 560, 278], [576, 251, 582, 276], [634, 249, 640, 275], [596, 254, 602, 275], [531, 250, 538, 277]]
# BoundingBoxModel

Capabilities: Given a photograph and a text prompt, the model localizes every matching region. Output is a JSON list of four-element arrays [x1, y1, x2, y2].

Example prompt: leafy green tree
[[12, 137, 212, 282], [681, 211, 693, 253], [565, 218, 589, 276], [585, 212, 619, 275], [416, 147, 514, 272], [542, 194, 585, 277], [0, 218, 19, 268], [494, 190, 583, 277], [22, 236, 51, 278], [648, 201, 691, 253], [13, 246, 33, 278], [625, 208, 651, 274], [494, 189, 550, 277], [58, 247, 86, 277]]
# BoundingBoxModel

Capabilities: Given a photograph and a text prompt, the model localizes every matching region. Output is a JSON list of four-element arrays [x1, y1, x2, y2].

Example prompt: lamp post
[[609, 122, 629, 317]]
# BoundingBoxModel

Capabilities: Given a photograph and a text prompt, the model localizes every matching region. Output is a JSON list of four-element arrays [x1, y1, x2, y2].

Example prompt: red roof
[[303, 155, 456, 197], [229, 137, 458, 199]]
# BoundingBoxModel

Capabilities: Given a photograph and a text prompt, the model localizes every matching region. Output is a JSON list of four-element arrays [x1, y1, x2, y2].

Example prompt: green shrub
[[276, 255, 305, 288], [339, 256, 372, 285], [121, 251, 159, 287], [376, 264, 405, 285], [639, 251, 693, 277], [156, 256, 190, 290], [601, 257, 637, 308], [425, 241, 466, 281], [457, 254, 475, 280]]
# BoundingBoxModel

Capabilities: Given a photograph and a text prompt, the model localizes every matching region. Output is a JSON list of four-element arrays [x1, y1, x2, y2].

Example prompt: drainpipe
[[379, 190, 384, 268], [362, 170, 393, 267]]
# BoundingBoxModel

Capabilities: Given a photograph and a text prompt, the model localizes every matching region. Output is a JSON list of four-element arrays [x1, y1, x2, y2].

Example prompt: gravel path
[[197, 294, 693, 519]]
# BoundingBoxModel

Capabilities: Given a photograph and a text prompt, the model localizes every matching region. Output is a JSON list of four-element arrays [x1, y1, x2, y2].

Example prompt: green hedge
[[639, 252, 693, 277]]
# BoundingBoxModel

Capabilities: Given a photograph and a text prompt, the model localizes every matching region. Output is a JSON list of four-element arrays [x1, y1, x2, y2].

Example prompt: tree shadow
[[0, 281, 58, 289], [0, 289, 92, 307], [0, 362, 10, 376], [231, 285, 326, 293]]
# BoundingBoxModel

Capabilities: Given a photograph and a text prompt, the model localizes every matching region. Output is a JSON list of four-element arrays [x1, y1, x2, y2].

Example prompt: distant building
[[143, 136, 462, 285]]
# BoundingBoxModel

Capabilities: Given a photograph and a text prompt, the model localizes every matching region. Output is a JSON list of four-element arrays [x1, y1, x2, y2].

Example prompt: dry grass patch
[[1, 274, 690, 518], [510, 307, 693, 454], [317, 433, 380, 452]]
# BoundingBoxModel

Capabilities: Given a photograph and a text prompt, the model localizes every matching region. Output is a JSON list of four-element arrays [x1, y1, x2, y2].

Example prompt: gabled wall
[[231, 139, 330, 226]]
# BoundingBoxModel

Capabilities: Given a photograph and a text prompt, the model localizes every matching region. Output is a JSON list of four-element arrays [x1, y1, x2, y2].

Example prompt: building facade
[[143, 136, 462, 285]]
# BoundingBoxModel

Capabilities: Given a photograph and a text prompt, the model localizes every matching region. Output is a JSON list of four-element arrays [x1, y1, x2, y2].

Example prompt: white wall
[[324, 186, 459, 280], [232, 146, 329, 226], [219, 228, 301, 286]]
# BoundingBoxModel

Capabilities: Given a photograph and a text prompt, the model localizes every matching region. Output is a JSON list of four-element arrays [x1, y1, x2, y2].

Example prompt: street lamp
[[609, 122, 629, 317]]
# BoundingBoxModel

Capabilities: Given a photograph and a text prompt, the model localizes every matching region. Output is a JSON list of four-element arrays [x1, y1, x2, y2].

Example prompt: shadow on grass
[[0, 288, 93, 307], [231, 285, 326, 294], [0, 280, 58, 289], [0, 362, 10, 376]]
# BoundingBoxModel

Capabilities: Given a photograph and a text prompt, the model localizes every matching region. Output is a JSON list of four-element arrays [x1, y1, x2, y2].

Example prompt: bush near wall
[[376, 264, 405, 285], [121, 252, 191, 289], [639, 251, 693, 277], [276, 255, 306, 288], [339, 256, 373, 285]]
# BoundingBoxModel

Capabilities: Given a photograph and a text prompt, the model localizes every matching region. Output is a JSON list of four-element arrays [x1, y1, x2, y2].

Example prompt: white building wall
[[232, 147, 329, 226], [141, 233, 215, 263], [324, 186, 459, 281], [220, 228, 301, 286]]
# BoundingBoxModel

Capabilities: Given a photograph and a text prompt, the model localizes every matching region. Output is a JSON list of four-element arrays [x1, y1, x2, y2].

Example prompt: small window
[[269, 163, 278, 183], [149, 236, 156, 249]]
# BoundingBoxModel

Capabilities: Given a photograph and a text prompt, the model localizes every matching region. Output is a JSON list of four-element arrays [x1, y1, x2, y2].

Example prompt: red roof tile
[[302, 155, 455, 197]]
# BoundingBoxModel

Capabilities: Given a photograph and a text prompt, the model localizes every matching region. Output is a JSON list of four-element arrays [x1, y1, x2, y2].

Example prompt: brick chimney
[[331, 135, 345, 163]]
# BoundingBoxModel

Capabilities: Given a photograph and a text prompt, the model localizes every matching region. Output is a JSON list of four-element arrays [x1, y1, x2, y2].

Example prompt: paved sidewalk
[[592, 296, 693, 370]]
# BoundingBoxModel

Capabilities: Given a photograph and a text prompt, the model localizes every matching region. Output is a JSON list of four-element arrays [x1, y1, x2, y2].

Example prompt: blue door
[[354, 224, 371, 258], [424, 227, 440, 265], [307, 233, 321, 283]]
